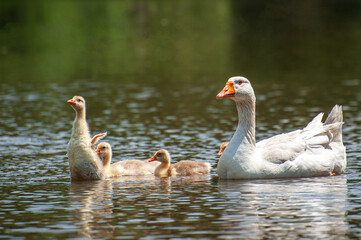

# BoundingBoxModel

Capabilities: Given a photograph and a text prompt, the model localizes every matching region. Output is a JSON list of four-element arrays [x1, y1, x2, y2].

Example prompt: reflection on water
[[0, 0, 361, 239], [0, 78, 360, 239], [70, 181, 115, 239], [69, 176, 217, 239], [60, 176, 351, 239], [218, 176, 348, 239]]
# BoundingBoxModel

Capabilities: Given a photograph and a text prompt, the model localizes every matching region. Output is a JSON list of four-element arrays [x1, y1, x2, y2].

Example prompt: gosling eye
[[102, 147, 106, 149]]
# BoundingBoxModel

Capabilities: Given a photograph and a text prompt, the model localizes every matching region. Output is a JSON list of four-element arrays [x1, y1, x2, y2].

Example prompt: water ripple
[[0, 79, 360, 239]]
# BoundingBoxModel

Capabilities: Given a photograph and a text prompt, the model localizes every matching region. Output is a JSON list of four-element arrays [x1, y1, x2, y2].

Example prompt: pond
[[0, 1, 361, 239]]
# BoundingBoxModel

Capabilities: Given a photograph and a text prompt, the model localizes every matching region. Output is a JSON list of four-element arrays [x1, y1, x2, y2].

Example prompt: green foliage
[[0, 0, 360, 84]]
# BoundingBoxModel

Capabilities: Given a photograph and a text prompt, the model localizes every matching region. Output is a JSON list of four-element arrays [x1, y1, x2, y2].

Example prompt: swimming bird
[[216, 76, 346, 179], [95, 142, 159, 177], [148, 149, 211, 177], [67, 96, 106, 181]]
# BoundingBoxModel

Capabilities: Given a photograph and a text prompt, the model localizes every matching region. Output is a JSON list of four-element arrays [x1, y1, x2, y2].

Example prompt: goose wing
[[257, 113, 339, 164]]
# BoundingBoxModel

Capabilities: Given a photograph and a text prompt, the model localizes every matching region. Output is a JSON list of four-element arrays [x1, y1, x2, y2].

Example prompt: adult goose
[[67, 96, 106, 181], [148, 149, 211, 177], [216, 76, 346, 179]]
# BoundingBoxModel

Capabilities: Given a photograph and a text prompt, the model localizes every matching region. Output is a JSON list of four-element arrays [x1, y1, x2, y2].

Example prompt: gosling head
[[95, 142, 112, 159], [217, 142, 228, 156], [67, 96, 86, 112], [148, 149, 171, 164]]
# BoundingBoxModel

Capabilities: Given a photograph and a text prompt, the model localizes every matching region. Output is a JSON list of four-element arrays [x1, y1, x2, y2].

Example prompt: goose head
[[95, 142, 112, 159], [148, 149, 171, 165], [216, 76, 255, 102], [217, 142, 228, 156], [67, 96, 86, 112]]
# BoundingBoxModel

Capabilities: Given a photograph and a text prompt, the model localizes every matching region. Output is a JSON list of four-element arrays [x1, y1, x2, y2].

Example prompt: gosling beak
[[95, 148, 100, 155], [67, 98, 76, 105], [216, 81, 235, 99], [148, 155, 157, 162], [217, 148, 225, 156]]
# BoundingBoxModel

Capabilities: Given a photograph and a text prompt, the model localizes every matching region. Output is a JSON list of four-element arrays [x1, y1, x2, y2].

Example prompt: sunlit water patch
[[0, 78, 360, 239]]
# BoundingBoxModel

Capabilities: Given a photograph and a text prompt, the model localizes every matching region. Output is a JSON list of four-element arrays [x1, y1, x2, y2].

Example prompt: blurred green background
[[1, 0, 360, 86]]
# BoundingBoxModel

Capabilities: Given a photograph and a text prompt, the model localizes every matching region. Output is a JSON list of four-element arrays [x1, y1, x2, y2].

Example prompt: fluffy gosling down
[[95, 142, 158, 177], [148, 149, 211, 177]]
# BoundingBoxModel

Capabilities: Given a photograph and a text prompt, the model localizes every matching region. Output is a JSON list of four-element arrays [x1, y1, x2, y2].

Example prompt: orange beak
[[67, 98, 76, 105], [217, 148, 225, 156], [95, 148, 100, 155], [216, 82, 235, 99], [148, 155, 157, 162]]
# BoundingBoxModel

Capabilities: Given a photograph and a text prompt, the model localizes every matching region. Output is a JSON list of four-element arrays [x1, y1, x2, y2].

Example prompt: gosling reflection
[[218, 175, 348, 239], [69, 176, 173, 238], [69, 180, 114, 239]]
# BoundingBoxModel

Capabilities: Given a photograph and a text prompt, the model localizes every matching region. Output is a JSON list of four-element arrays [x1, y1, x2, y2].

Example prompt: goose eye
[[237, 80, 242, 85], [102, 147, 106, 149]]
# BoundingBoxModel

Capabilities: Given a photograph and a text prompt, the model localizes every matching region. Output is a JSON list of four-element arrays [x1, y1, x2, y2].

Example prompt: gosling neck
[[75, 107, 86, 121], [102, 152, 112, 172], [160, 160, 171, 168], [155, 160, 171, 177], [72, 107, 89, 138]]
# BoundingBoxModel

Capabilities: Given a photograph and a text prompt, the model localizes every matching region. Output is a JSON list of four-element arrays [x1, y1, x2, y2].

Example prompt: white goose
[[216, 76, 346, 179], [67, 96, 106, 181]]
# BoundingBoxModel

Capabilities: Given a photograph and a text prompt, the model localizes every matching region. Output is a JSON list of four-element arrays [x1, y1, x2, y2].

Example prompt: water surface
[[1, 1, 361, 239]]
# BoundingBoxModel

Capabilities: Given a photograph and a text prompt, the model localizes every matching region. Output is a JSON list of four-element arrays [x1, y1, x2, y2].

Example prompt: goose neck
[[235, 99, 256, 146]]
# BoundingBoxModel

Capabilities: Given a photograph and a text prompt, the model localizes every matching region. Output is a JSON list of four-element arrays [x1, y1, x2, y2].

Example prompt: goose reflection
[[217, 175, 348, 239]]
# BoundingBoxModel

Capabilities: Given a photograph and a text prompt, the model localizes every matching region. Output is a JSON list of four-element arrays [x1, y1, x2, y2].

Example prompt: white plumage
[[216, 76, 346, 179]]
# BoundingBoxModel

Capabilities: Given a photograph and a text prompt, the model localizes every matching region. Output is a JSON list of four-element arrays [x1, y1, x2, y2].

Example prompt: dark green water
[[1, 1, 361, 239]]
